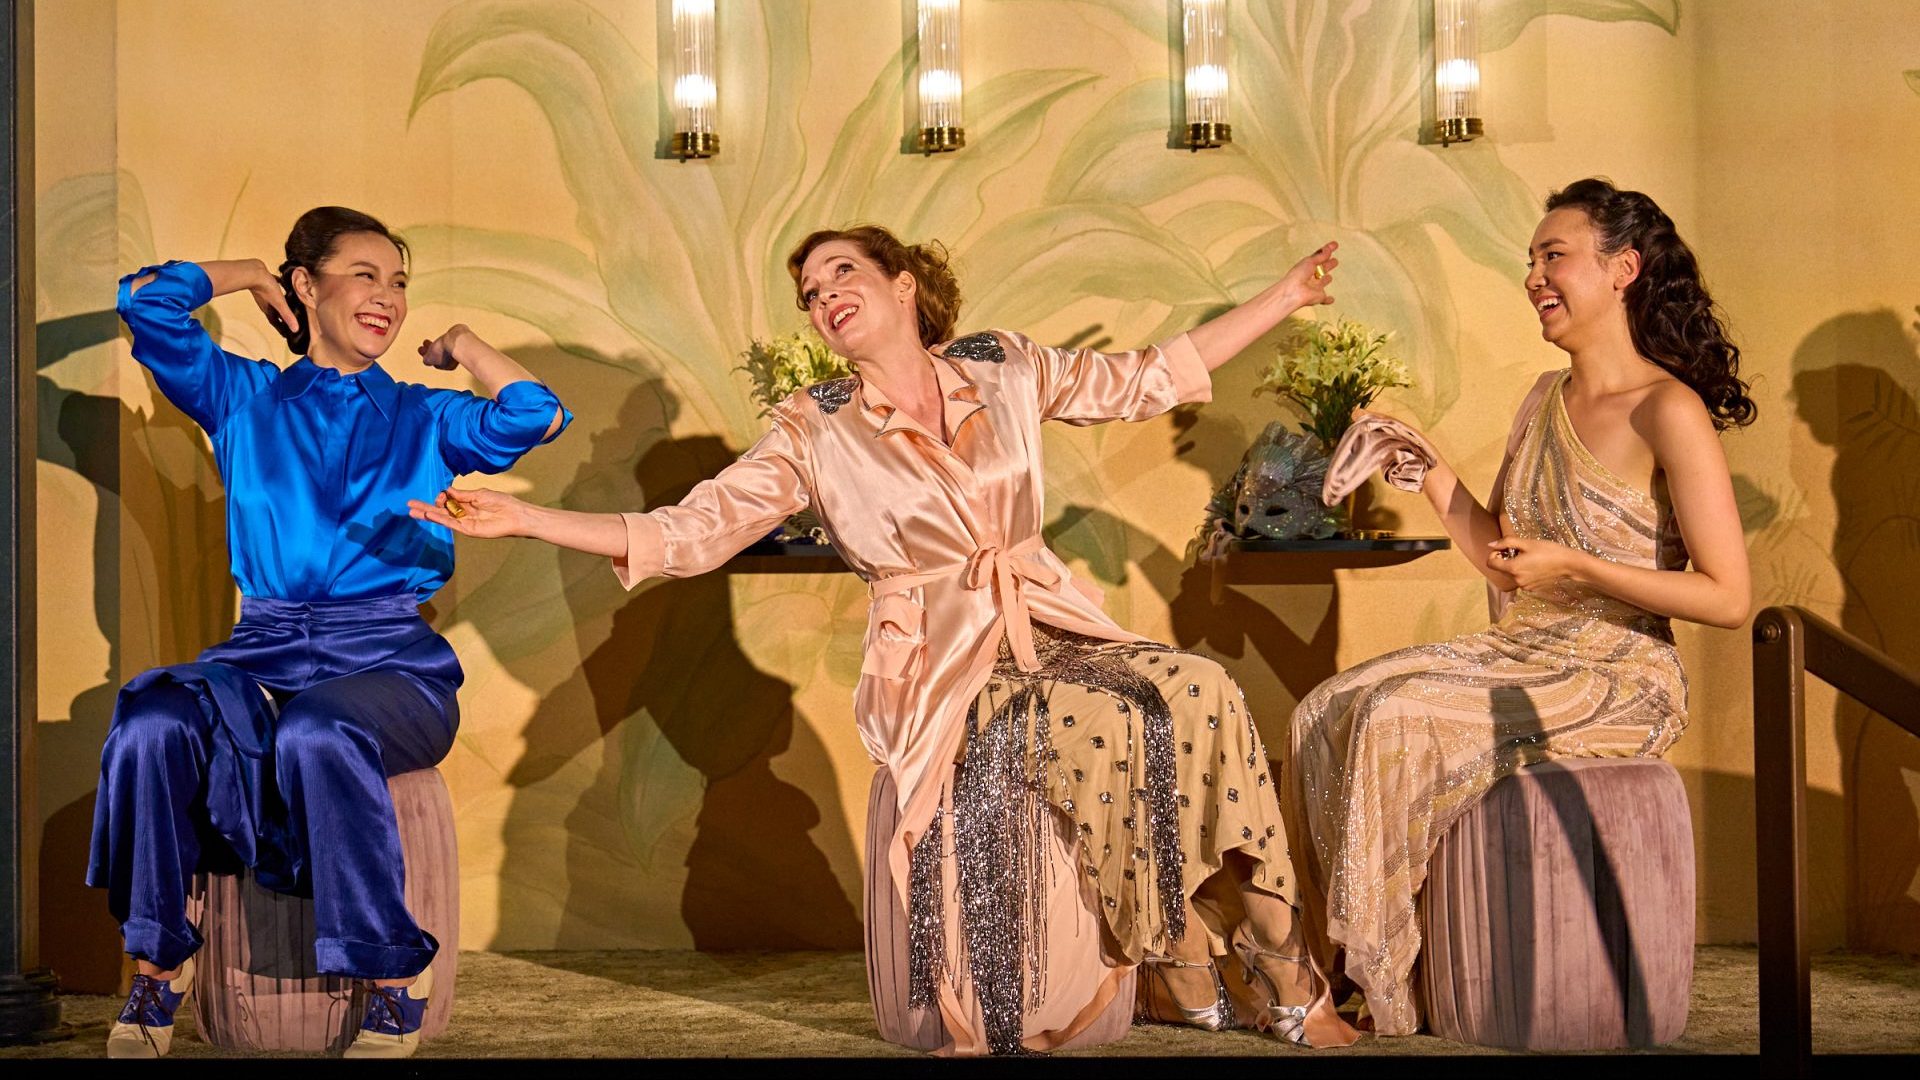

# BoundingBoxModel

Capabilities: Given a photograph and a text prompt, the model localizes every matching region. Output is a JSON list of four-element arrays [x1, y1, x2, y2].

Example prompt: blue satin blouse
[[117, 260, 572, 602]]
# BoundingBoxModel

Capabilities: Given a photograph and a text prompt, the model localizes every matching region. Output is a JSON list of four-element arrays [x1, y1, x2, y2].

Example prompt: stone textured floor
[[6, 946, 1918, 1058]]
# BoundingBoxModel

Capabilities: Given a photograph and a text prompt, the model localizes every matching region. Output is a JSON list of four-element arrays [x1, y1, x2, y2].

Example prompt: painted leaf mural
[[999, 0, 1682, 426], [400, 1, 1693, 910], [32, 0, 1919, 955], [406, 0, 1130, 928]]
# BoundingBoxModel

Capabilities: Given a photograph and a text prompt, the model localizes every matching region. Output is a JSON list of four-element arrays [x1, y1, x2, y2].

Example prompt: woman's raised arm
[[1184, 242, 1338, 372]]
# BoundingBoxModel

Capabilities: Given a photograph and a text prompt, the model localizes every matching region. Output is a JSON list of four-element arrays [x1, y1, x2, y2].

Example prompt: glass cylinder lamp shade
[[917, 0, 964, 152], [1433, 0, 1483, 144], [672, 0, 718, 158], [1182, 0, 1229, 150]]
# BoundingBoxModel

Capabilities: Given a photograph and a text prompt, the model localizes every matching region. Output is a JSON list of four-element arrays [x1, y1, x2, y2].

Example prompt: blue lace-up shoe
[[343, 963, 434, 1058], [106, 956, 195, 1058]]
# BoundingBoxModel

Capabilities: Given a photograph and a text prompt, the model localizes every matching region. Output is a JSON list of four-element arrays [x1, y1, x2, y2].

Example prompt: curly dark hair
[[1544, 178, 1755, 429], [787, 225, 962, 348]]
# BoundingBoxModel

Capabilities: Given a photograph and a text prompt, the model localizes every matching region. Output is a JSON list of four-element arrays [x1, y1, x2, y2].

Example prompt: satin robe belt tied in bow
[[868, 535, 1061, 674]]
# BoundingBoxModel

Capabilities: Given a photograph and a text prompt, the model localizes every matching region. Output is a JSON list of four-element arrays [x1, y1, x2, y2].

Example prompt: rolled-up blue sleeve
[[116, 261, 277, 435], [432, 379, 573, 475]]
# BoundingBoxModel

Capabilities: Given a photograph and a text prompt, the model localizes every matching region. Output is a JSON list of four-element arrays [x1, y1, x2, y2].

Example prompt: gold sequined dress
[[1288, 371, 1690, 1035], [910, 623, 1292, 1054], [609, 329, 1299, 1054]]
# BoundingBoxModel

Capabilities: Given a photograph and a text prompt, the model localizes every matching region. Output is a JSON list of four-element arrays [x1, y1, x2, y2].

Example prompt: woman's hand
[[1486, 535, 1589, 590], [418, 325, 472, 372], [1350, 406, 1442, 463], [407, 487, 528, 538], [1183, 240, 1339, 374], [1281, 242, 1340, 311], [234, 257, 301, 334]]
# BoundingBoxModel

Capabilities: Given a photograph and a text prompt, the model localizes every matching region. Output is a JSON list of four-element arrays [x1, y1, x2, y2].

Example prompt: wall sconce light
[[917, 0, 964, 152], [1433, 0, 1483, 145], [1182, 0, 1229, 150], [672, 0, 718, 159]]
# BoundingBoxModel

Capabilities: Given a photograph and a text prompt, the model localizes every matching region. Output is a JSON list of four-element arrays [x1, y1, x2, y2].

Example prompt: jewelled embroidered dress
[[1289, 371, 1690, 1035], [611, 331, 1296, 1055]]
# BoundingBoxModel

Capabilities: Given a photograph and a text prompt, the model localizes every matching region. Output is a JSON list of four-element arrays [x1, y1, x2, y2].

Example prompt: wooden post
[[1751, 607, 1810, 1078], [0, 0, 61, 1047]]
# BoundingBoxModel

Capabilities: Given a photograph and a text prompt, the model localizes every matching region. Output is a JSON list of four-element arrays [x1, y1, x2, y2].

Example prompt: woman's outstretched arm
[[409, 402, 813, 587], [1184, 243, 1338, 372], [1019, 242, 1342, 427], [408, 489, 628, 556]]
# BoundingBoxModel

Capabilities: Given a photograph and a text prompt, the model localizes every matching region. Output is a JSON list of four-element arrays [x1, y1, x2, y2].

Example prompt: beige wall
[[28, 0, 1920, 985], [1686, 0, 1920, 952]]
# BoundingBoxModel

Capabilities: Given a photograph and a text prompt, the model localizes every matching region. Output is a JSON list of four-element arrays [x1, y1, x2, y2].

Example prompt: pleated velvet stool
[[186, 768, 460, 1052], [1420, 757, 1694, 1049], [864, 767, 1136, 1051]]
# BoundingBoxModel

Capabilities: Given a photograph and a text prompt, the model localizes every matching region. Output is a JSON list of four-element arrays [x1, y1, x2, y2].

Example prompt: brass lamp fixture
[[671, 0, 718, 159], [1433, 0, 1483, 145], [917, 0, 964, 152], [1182, 0, 1229, 150]]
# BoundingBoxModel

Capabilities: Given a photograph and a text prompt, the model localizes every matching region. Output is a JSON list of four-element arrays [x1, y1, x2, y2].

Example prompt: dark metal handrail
[[1751, 605, 1920, 1078]]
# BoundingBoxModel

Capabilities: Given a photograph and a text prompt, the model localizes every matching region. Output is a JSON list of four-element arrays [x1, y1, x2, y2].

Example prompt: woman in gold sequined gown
[[412, 227, 1362, 1053], [1288, 179, 1757, 1035]]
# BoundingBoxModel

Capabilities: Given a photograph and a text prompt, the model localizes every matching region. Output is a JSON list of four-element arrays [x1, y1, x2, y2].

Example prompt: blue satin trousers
[[86, 594, 461, 980]]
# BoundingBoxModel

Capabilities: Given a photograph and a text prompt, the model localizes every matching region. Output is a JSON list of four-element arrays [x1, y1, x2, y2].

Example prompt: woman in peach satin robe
[[1289, 179, 1755, 1035], [411, 226, 1359, 1054]]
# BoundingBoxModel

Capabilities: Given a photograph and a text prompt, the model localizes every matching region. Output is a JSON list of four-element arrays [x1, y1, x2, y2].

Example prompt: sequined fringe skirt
[[908, 624, 1296, 1054]]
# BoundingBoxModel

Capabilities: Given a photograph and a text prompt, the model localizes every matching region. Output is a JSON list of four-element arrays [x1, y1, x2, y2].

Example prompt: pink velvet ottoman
[[185, 768, 460, 1052], [864, 767, 1136, 1051], [1419, 757, 1694, 1049]]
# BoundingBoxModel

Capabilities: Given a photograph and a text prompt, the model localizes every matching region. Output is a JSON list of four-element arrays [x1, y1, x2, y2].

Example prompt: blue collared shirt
[[117, 260, 572, 602]]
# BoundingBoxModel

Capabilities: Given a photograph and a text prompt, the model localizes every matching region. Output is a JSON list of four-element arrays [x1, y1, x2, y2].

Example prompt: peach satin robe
[[610, 330, 1211, 1049]]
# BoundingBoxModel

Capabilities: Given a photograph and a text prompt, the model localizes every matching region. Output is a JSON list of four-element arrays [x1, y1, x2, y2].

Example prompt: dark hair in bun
[[276, 206, 409, 355]]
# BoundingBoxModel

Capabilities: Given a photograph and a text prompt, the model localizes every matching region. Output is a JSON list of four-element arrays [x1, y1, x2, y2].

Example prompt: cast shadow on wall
[[1788, 310, 1920, 955], [36, 309, 233, 992], [1047, 392, 1352, 747], [467, 348, 861, 953]]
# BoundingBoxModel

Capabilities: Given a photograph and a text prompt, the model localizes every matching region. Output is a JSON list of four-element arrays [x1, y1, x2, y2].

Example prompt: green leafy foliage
[[736, 331, 850, 416], [1254, 317, 1410, 452]]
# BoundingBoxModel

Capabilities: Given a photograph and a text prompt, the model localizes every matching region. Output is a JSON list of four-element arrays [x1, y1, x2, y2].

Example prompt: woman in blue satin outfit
[[87, 206, 570, 1058]]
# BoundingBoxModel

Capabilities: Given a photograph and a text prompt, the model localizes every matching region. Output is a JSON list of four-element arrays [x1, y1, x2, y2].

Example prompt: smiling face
[[292, 230, 408, 368], [1524, 206, 1638, 354], [797, 239, 919, 359]]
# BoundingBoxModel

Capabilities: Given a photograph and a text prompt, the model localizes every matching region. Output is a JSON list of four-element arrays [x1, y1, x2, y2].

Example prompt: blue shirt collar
[[276, 357, 399, 418]]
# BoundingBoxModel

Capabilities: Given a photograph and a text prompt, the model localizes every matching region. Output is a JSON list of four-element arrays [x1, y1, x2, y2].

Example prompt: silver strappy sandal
[[1223, 923, 1316, 1045], [1135, 956, 1238, 1031]]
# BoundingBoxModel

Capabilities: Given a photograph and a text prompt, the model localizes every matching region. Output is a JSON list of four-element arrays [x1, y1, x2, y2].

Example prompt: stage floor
[[6, 946, 1917, 1058]]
